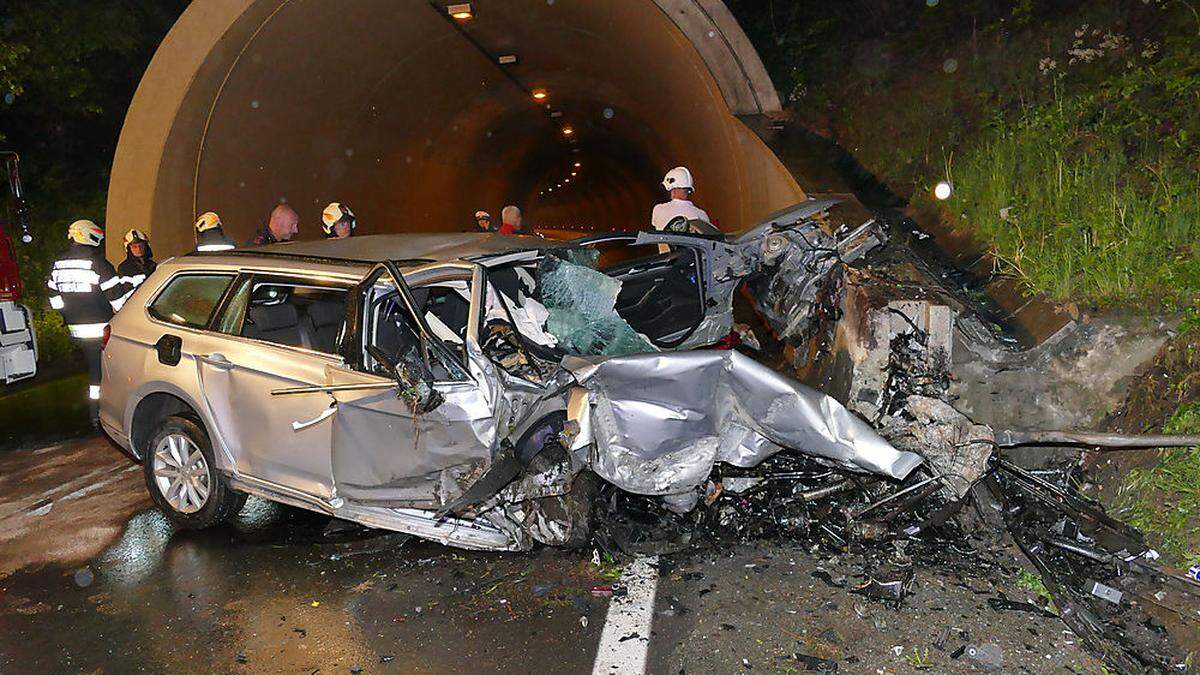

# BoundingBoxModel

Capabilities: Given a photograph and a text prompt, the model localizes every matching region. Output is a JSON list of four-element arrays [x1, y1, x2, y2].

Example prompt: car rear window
[[148, 273, 235, 328]]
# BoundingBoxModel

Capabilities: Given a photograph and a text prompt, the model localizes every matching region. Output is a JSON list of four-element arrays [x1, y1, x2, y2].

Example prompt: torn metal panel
[[564, 350, 924, 505], [744, 224, 842, 353]]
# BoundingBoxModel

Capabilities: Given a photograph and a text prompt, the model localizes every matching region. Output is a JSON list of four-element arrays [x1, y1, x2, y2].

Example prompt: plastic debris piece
[[852, 568, 913, 604], [964, 644, 1003, 670], [1086, 580, 1122, 605], [986, 594, 1057, 618], [793, 652, 839, 672]]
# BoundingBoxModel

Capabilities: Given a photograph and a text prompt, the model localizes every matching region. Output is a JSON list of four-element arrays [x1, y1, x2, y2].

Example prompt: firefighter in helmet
[[47, 220, 135, 424]]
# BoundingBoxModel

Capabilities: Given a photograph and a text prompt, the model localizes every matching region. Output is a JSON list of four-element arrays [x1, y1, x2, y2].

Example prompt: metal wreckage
[[348, 200, 1199, 671]]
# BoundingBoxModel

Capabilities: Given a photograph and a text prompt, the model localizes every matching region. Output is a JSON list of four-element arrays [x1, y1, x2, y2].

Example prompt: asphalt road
[[0, 436, 1103, 673]]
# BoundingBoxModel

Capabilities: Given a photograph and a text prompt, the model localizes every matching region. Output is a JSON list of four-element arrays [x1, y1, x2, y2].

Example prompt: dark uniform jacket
[[117, 248, 156, 279]]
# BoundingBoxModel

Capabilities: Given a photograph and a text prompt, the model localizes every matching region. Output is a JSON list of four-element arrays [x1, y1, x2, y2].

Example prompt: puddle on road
[[0, 499, 606, 673]]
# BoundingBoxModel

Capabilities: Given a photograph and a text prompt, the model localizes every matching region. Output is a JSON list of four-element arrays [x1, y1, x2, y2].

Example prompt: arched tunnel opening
[[105, 0, 806, 261]]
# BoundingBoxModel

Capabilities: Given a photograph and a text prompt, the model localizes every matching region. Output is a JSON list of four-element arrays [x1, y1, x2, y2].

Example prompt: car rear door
[[196, 271, 351, 500]]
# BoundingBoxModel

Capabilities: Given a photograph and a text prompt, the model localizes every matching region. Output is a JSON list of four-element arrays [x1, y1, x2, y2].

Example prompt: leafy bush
[[730, 0, 1200, 308]]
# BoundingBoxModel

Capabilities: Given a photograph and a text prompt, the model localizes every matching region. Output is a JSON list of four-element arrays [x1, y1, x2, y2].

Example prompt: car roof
[[203, 232, 562, 265]]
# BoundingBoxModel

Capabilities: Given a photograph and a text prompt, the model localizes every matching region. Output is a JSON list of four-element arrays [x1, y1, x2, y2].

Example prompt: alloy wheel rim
[[152, 433, 210, 514]]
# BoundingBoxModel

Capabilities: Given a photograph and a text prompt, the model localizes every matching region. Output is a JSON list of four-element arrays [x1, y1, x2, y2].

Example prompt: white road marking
[[592, 555, 660, 675]]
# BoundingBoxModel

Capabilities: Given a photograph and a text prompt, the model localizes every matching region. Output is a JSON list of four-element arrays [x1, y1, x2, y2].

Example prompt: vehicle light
[[447, 3, 473, 20], [101, 324, 111, 350], [934, 181, 953, 200]]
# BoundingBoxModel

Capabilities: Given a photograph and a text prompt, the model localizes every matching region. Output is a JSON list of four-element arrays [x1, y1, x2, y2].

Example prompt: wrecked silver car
[[98, 205, 923, 551]]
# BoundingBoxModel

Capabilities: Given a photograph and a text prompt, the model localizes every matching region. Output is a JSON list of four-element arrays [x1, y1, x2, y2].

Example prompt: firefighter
[[321, 202, 356, 239], [117, 228, 156, 283], [650, 166, 711, 232], [47, 220, 134, 424], [194, 211, 236, 252]]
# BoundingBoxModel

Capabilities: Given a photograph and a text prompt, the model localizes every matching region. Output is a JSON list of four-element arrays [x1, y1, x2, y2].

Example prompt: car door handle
[[199, 353, 235, 370]]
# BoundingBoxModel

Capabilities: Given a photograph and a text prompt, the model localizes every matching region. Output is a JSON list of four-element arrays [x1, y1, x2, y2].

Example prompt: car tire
[[143, 414, 246, 529]]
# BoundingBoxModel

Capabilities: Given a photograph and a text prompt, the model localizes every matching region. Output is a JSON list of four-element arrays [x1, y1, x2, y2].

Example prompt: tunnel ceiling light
[[531, 88, 548, 101], [447, 3, 473, 20], [574, 162, 581, 168], [561, 125, 574, 137], [499, 55, 518, 65], [570, 171, 577, 176]]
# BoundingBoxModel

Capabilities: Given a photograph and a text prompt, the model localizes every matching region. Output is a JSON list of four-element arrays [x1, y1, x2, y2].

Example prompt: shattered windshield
[[481, 240, 706, 358]]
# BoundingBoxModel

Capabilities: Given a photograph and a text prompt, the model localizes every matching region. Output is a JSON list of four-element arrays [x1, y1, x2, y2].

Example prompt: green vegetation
[[730, 0, 1200, 308], [1016, 569, 1056, 612], [1, 1, 187, 366], [904, 647, 934, 670], [0, 372, 91, 447], [1118, 400, 1200, 566]]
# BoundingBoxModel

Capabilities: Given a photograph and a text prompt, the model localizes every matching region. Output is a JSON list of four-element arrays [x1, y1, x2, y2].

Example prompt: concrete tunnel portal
[[106, 0, 807, 261]]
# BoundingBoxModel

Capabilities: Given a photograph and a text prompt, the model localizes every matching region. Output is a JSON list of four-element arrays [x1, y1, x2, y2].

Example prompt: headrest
[[249, 303, 298, 331], [307, 301, 343, 326]]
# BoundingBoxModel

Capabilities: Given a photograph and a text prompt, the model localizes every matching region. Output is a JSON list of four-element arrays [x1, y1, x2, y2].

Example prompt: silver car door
[[326, 261, 498, 509], [196, 273, 349, 499]]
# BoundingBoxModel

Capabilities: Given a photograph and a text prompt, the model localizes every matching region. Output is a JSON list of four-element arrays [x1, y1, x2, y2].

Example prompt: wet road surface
[[0, 436, 1103, 673]]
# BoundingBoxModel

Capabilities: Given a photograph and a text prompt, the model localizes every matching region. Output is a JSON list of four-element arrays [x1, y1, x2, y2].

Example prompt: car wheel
[[143, 414, 245, 528]]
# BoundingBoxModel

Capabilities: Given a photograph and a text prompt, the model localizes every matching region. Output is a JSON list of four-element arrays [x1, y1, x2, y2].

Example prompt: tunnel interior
[[107, 0, 805, 259]]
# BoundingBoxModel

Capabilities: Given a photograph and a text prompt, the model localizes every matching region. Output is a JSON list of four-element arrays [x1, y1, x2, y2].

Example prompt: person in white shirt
[[650, 166, 711, 233]]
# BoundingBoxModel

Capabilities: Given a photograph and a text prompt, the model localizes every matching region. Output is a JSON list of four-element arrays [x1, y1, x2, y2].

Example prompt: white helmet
[[321, 202, 356, 235], [68, 219, 104, 246], [194, 211, 222, 233], [662, 166, 694, 193]]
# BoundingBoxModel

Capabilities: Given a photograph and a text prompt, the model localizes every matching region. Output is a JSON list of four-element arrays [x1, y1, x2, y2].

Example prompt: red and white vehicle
[[0, 151, 37, 384]]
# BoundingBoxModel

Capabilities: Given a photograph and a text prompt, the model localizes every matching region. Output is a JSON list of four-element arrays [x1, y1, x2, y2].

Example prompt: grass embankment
[[1106, 311, 1200, 566], [735, 0, 1200, 309]]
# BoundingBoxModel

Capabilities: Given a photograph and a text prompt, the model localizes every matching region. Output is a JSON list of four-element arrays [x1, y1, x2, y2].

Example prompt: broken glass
[[536, 252, 655, 356]]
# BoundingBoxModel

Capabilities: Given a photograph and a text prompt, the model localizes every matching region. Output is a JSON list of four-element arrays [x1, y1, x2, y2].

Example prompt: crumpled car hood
[[562, 350, 924, 505]]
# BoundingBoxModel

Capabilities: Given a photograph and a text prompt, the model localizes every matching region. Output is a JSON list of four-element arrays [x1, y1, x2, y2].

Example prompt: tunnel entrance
[[106, 0, 804, 260]]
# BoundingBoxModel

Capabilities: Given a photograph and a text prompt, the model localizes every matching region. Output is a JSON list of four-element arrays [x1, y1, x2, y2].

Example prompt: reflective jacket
[[47, 243, 135, 338], [196, 228, 236, 252]]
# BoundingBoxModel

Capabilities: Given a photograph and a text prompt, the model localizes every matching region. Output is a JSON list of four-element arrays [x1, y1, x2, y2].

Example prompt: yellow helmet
[[123, 228, 148, 248], [67, 219, 105, 246], [194, 212, 222, 233], [321, 202, 355, 235]]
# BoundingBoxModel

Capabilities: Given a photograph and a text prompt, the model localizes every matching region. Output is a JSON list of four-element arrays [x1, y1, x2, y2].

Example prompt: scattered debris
[[852, 568, 914, 605], [793, 652, 839, 672], [964, 643, 1003, 671]]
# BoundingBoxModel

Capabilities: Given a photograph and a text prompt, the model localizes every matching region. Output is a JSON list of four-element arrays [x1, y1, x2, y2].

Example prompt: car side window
[[215, 275, 348, 354], [364, 279, 469, 382], [148, 273, 235, 328]]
